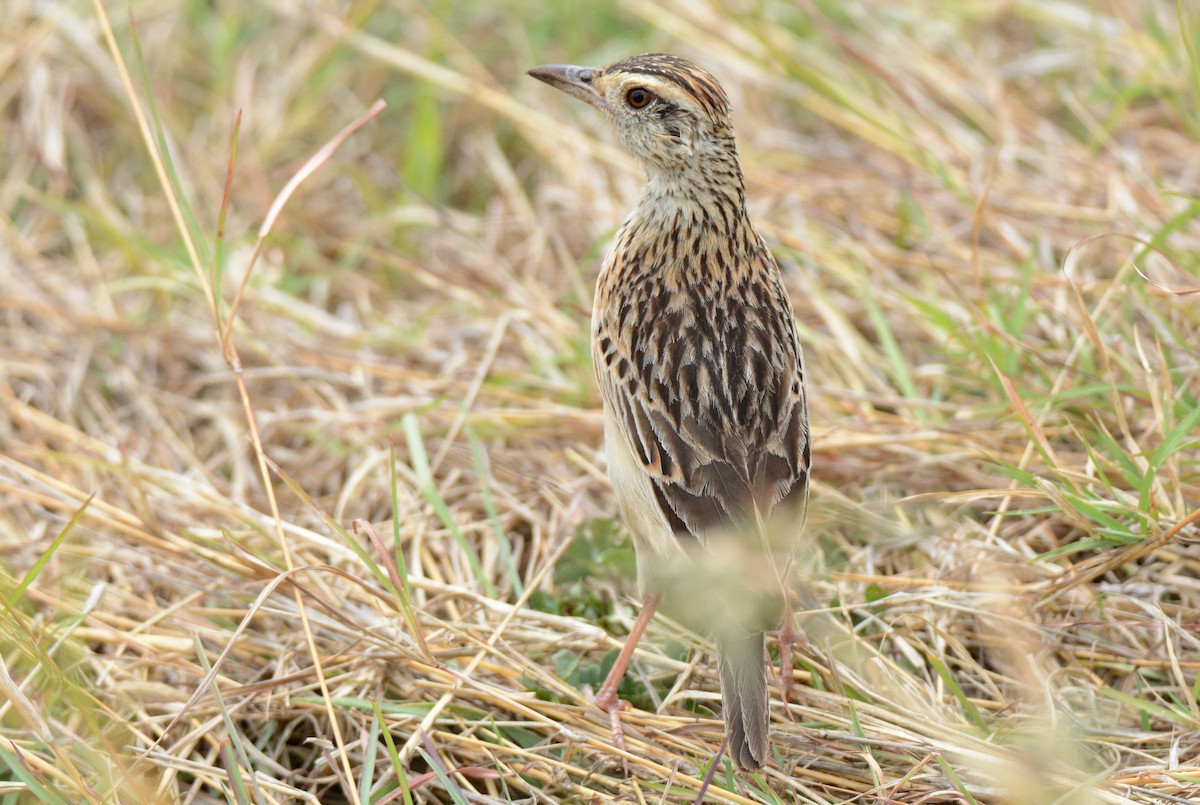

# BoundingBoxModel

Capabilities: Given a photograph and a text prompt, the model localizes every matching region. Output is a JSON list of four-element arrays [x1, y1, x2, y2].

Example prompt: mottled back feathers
[[531, 52, 811, 773], [593, 224, 808, 545], [589, 54, 809, 554]]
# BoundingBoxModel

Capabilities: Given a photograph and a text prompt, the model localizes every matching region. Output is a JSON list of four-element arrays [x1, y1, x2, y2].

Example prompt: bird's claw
[[775, 618, 807, 709], [593, 687, 631, 752]]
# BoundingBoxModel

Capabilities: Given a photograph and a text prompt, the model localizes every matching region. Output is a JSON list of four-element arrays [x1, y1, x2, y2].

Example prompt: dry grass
[[3, 0, 1200, 802]]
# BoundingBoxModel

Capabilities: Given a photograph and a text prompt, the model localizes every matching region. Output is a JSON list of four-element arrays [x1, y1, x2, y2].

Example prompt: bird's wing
[[594, 253, 809, 548]]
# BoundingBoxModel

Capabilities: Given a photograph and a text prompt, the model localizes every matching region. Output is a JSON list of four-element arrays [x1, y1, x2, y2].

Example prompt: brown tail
[[718, 631, 768, 771]]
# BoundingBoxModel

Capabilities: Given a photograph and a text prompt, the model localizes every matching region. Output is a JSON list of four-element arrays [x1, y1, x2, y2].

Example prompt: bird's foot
[[774, 618, 807, 709], [586, 594, 660, 755], [592, 683, 631, 753]]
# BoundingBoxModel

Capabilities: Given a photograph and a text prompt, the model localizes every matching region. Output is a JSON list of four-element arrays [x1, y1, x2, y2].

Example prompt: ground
[[2, 1, 1199, 803]]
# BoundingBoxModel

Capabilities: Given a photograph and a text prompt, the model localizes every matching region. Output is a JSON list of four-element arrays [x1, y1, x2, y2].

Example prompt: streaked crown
[[528, 53, 741, 179], [602, 53, 731, 122]]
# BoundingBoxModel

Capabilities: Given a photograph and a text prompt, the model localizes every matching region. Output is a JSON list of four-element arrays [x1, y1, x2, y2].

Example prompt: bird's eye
[[625, 88, 654, 109]]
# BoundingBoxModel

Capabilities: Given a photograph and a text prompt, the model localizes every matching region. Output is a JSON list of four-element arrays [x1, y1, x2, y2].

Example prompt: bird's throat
[[637, 142, 748, 225], [636, 172, 750, 239]]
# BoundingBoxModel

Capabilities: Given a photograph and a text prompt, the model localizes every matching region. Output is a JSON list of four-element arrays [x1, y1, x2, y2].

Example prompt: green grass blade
[[402, 413, 495, 597], [0, 745, 74, 805], [371, 699, 413, 805], [127, 11, 212, 270], [1150, 402, 1200, 470], [415, 746, 470, 805], [934, 754, 978, 805], [8, 494, 92, 607], [927, 652, 989, 733], [466, 423, 523, 595]]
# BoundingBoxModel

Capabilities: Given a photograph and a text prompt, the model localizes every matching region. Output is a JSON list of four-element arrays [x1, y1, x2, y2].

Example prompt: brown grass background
[[2, 0, 1199, 802]]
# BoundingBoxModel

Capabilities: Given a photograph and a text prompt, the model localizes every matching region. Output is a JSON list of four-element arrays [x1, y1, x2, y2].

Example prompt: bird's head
[[528, 53, 740, 182]]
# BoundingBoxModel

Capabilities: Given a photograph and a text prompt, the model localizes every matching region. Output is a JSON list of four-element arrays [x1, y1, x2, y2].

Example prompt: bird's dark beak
[[527, 64, 606, 110]]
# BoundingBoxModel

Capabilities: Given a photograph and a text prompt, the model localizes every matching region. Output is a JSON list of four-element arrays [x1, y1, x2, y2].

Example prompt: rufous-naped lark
[[529, 53, 810, 772]]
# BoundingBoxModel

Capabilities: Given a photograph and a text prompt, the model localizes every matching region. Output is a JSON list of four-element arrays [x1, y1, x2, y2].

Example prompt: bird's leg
[[774, 590, 807, 710], [593, 593, 661, 751]]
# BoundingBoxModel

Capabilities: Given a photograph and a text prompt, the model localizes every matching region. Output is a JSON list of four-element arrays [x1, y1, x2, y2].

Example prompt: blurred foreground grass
[[2, 0, 1199, 802]]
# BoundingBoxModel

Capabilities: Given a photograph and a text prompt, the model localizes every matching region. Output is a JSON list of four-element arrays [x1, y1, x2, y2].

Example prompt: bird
[[528, 53, 810, 772]]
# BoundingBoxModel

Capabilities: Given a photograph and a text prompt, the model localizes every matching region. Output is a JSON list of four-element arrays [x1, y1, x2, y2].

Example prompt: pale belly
[[603, 408, 685, 593]]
